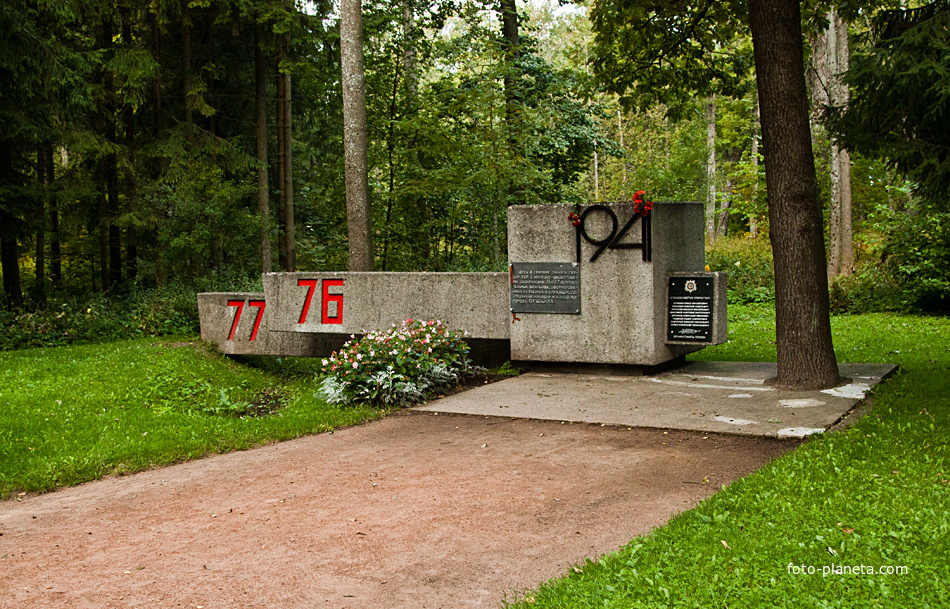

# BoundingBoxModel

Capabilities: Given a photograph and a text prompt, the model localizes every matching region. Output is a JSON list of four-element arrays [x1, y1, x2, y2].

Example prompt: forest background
[[1, 0, 948, 349]]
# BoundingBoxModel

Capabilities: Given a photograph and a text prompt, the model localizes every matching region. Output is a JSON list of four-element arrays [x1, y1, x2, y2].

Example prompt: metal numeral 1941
[[575, 204, 652, 263]]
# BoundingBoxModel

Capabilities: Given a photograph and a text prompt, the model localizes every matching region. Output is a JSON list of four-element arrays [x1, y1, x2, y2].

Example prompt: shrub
[[0, 285, 202, 351], [705, 235, 775, 304], [829, 263, 904, 314], [317, 319, 479, 407], [887, 206, 950, 313]]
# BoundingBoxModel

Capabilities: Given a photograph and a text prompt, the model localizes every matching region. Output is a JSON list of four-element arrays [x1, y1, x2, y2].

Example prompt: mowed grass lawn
[[508, 305, 950, 608], [0, 339, 381, 497]]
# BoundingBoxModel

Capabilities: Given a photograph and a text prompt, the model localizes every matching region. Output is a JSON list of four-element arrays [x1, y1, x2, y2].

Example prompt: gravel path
[[1, 411, 797, 608]]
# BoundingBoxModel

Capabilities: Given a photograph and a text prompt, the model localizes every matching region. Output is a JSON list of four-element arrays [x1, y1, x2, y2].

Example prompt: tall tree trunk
[[282, 44, 295, 271], [107, 153, 121, 290], [749, 0, 840, 389], [717, 177, 732, 237], [501, 0, 519, 122], [618, 109, 627, 185], [35, 148, 47, 306], [705, 95, 717, 242], [823, 10, 842, 279], [593, 151, 599, 200], [664, 115, 671, 170], [98, 190, 108, 292], [341, 0, 374, 271], [255, 22, 271, 274], [48, 146, 61, 287], [182, 0, 193, 143], [750, 93, 760, 238], [151, 13, 162, 141], [0, 225, 23, 309], [276, 58, 287, 270], [122, 10, 137, 283], [501, 0, 521, 216], [832, 11, 853, 275]]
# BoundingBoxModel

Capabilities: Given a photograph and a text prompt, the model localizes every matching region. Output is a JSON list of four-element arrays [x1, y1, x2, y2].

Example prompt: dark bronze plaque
[[510, 262, 581, 314], [667, 276, 714, 342]]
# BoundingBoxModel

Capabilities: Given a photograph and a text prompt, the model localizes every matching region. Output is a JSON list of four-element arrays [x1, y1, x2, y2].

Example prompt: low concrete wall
[[262, 272, 511, 340], [197, 292, 343, 357]]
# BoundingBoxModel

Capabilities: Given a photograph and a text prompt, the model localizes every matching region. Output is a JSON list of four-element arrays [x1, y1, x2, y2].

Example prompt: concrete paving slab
[[415, 361, 898, 438]]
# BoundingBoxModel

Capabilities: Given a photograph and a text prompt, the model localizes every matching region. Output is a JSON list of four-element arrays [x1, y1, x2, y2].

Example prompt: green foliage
[[829, 265, 904, 314], [506, 309, 950, 608], [830, 201, 950, 314], [0, 284, 209, 350], [589, 0, 751, 120], [0, 339, 381, 497], [706, 236, 775, 304], [887, 205, 950, 312], [318, 319, 478, 407], [829, 4, 950, 207]]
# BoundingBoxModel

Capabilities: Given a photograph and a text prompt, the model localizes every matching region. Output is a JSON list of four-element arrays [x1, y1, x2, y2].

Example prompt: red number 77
[[227, 299, 266, 341]]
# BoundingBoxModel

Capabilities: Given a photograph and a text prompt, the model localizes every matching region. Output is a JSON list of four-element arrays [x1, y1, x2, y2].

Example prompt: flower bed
[[317, 319, 479, 407]]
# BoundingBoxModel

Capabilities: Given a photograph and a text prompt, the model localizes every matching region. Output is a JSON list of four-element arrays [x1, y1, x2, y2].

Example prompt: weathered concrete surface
[[197, 292, 343, 356], [507, 202, 712, 366], [416, 361, 898, 438], [263, 272, 511, 339]]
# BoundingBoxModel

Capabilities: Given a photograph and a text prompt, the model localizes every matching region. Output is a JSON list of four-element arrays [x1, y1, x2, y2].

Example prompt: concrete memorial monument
[[198, 200, 726, 368]]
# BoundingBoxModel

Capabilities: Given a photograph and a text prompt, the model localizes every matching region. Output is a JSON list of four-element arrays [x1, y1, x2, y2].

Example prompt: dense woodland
[[1, 0, 949, 321]]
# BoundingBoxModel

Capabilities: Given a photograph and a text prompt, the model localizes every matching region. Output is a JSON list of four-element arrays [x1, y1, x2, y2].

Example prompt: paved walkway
[[417, 362, 897, 438]]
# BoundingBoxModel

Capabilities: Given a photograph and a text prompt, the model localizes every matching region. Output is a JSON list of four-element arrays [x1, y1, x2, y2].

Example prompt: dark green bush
[[705, 236, 775, 304], [0, 285, 203, 351], [887, 206, 950, 313], [829, 263, 904, 314]]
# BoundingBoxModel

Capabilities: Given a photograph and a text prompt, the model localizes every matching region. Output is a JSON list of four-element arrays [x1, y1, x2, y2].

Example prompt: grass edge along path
[[507, 306, 950, 608], [0, 338, 382, 498]]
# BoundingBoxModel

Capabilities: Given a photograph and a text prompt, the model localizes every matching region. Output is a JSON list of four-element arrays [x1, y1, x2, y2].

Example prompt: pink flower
[[352, 362, 358, 369]]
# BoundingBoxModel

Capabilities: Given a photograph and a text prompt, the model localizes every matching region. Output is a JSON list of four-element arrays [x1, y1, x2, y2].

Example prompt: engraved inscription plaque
[[667, 276, 714, 342], [510, 262, 581, 314]]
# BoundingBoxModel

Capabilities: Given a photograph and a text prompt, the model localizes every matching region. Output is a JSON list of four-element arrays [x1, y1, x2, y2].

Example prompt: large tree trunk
[[501, 0, 519, 120], [705, 95, 717, 242], [341, 0, 374, 271], [122, 10, 136, 283], [255, 22, 271, 274], [107, 152, 121, 290], [718, 176, 732, 237], [0, 143, 22, 309], [276, 58, 287, 269], [98, 189, 108, 292], [182, 0, 193, 143], [35, 147, 47, 306], [750, 93, 760, 238], [831, 10, 853, 276], [749, 0, 840, 389], [47, 146, 61, 287], [282, 51, 295, 271]]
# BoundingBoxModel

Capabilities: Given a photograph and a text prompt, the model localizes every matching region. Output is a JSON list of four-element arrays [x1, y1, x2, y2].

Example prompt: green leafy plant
[[705, 235, 775, 304], [318, 319, 479, 407]]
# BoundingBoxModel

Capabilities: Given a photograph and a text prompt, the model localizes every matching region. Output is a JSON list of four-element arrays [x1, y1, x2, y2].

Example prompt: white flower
[[352, 362, 358, 369]]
